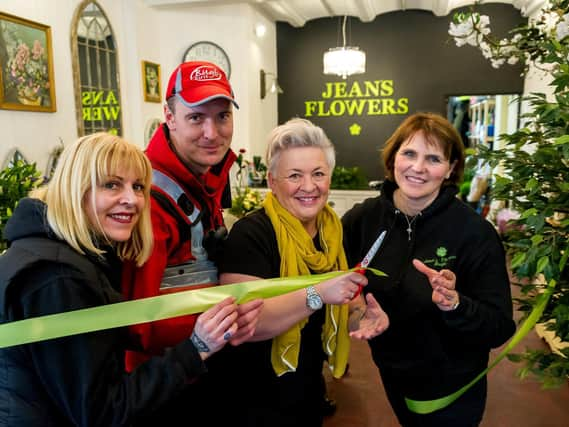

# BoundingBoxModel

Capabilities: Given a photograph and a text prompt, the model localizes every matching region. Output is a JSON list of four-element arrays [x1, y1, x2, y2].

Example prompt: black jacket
[[0, 198, 207, 426], [342, 181, 515, 399]]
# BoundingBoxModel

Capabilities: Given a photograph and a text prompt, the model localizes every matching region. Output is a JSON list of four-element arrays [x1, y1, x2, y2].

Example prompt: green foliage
[[229, 187, 263, 218], [331, 166, 368, 190], [453, 0, 569, 386], [458, 155, 477, 199], [0, 160, 43, 251]]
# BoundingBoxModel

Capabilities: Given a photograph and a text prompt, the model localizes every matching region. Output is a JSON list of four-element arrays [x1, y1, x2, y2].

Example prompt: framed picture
[[142, 60, 161, 103], [0, 12, 56, 112], [144, 117, 161, 146]]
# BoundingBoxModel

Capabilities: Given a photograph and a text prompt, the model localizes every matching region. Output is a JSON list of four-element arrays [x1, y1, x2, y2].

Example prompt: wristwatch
[[306, 286, 323, 310]]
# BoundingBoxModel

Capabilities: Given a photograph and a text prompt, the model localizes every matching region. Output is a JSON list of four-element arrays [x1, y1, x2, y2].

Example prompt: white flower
[[480, 41, 493, 58], [478, 15, 491, 35], [556, 14, 569, 41], [539, 11, 561, 33], [491, 57, 505, 68], [449, 21, 474, 46], [507, 55, 519, 65], [448, 14, 491, 47]]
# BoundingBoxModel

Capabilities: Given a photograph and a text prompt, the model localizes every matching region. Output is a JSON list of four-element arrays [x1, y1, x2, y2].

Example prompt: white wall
[[0, 0, 278, 175], [0, 0, 554, 176], [0, 0, 128, 173]]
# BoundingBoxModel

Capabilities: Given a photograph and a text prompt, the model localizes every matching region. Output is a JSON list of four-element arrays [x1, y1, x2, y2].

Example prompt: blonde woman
[[0, 133, 250, 425]]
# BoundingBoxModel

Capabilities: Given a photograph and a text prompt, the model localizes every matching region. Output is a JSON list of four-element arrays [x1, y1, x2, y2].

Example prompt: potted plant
[[331, 166, 368, 190], [0, 160, 43, 252], [449, 0, 569, 386]]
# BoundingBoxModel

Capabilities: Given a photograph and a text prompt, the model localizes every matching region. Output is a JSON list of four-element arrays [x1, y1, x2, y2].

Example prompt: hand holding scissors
[[353, 230, 386, 298]]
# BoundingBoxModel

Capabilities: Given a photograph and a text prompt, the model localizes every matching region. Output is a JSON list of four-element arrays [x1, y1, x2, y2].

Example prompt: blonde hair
[[31, 133, 153, 266]]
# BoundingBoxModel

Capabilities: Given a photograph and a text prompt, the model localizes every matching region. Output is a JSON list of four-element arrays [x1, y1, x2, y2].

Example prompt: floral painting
[[0, 12, 56, 112]]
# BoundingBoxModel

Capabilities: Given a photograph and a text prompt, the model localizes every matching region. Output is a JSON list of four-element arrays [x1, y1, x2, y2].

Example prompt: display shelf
[[469, 98, 495, 148], [240, 187, 379, 218]]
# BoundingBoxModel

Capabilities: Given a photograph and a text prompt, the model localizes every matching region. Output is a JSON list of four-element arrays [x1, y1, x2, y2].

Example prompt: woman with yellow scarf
[[218, 118, 389, 427]]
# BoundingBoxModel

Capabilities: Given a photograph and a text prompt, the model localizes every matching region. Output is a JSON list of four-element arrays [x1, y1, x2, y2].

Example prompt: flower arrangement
[[229, 186, 263, 218], [449, 1, 569, 70], [449, 1, 569, 386], [235, 148, 267, 188], [6, 39, 50, 103], [230, 148, 265, 218]]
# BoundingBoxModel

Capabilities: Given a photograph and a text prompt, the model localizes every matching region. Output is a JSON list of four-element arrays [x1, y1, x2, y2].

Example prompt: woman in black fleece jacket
[[343, 113, 515, 427], [0, 133, 259, 426]]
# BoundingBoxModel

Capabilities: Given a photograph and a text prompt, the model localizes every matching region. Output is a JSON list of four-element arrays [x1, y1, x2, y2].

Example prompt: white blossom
[[556, 13, 569, 41], [449, 13, 491, 47], [491, 57, 505, 68], [480, 41, 493, 58], [539, 11, 561, 33], [507, 55, 520, 65]]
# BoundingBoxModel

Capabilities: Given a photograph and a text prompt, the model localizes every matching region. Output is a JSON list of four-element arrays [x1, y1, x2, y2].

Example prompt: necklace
[[402, 212, 418, 241], [393, 190, 421, 241]]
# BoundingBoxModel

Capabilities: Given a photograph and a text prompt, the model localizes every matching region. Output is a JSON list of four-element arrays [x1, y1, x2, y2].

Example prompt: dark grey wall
[[276, 4, 525, 181]]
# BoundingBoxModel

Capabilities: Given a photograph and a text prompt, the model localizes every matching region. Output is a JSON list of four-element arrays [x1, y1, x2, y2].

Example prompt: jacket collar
[[380, 179, 459, 220]]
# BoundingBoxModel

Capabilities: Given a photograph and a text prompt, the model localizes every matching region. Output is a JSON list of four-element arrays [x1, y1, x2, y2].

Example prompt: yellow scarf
[[262, 192, 350, 378]]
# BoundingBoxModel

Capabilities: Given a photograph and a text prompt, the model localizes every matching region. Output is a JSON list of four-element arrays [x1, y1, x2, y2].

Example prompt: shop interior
[[0, 0, 567, 426]]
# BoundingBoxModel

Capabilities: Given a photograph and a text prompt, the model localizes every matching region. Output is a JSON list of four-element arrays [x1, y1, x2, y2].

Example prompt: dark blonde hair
[[31, 133, 153, 266], [382, 112, 465, 185], [265, 118, 336, 174]]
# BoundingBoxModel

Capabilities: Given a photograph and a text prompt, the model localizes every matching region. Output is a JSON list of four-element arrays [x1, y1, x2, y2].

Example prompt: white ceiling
[[142, 0, 545, 27]]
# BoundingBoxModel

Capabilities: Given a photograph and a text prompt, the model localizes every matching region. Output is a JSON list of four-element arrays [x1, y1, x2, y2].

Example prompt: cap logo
[[189, 65, 222, 82]]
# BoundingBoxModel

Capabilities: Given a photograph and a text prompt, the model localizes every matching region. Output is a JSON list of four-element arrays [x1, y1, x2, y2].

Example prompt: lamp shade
[[323, 47, 366, 79]]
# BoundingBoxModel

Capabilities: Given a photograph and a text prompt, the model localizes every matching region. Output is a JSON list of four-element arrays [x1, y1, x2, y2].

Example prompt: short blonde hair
[[265, 118, 336, 175], [31, 133, 153, 266]]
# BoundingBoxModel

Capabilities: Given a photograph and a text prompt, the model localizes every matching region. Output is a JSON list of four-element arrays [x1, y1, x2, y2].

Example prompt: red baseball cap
[[165, 61, 238, 109]]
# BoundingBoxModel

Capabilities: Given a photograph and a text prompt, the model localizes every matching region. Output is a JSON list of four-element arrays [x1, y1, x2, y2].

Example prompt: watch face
[[306, 286, 323, 310], [183, 41, 231, 79]]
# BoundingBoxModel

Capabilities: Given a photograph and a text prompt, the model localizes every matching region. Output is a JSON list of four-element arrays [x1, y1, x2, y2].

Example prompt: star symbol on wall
[[349, 123, 362, 136]]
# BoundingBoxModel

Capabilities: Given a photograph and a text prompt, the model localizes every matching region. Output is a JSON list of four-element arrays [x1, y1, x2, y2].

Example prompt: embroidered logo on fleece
[[422, 246, 456, 268]]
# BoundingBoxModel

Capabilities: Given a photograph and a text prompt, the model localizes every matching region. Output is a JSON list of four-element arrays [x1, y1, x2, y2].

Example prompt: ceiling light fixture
[[323, 15, 366, 79]]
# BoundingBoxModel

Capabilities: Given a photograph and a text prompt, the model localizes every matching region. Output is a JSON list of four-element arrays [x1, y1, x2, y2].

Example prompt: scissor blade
[[360, 230, 387, 268]]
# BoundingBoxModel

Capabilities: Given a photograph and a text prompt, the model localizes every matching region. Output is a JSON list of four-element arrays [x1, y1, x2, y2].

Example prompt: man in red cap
[[121, 61, 262, 424]]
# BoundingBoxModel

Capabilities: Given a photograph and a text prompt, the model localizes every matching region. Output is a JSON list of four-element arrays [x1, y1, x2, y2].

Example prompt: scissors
[[353, 230, 387, 298]]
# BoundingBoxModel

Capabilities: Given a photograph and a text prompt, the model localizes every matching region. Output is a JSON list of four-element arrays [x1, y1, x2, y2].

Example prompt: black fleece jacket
[[0, 198, 207, 426], [342, 181, 515, 399]]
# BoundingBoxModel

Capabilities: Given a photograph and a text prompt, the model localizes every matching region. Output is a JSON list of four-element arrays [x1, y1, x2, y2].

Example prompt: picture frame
[[144, 117, 161, 146], [0, 12, 56, 112], [142, 60, 161, 103]]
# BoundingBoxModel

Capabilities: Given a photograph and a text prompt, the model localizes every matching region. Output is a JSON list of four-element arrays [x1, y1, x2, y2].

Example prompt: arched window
[[70, 1, 122, 136]]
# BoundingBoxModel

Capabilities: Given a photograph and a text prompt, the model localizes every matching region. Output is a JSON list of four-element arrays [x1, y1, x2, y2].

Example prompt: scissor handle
[[353, 264, 366, 299]]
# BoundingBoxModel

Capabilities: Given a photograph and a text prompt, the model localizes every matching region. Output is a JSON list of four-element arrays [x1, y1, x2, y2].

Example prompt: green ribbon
[[0, 271, 353, 349], [406, 277, 558, 414], [407, 244, 569, 415]]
